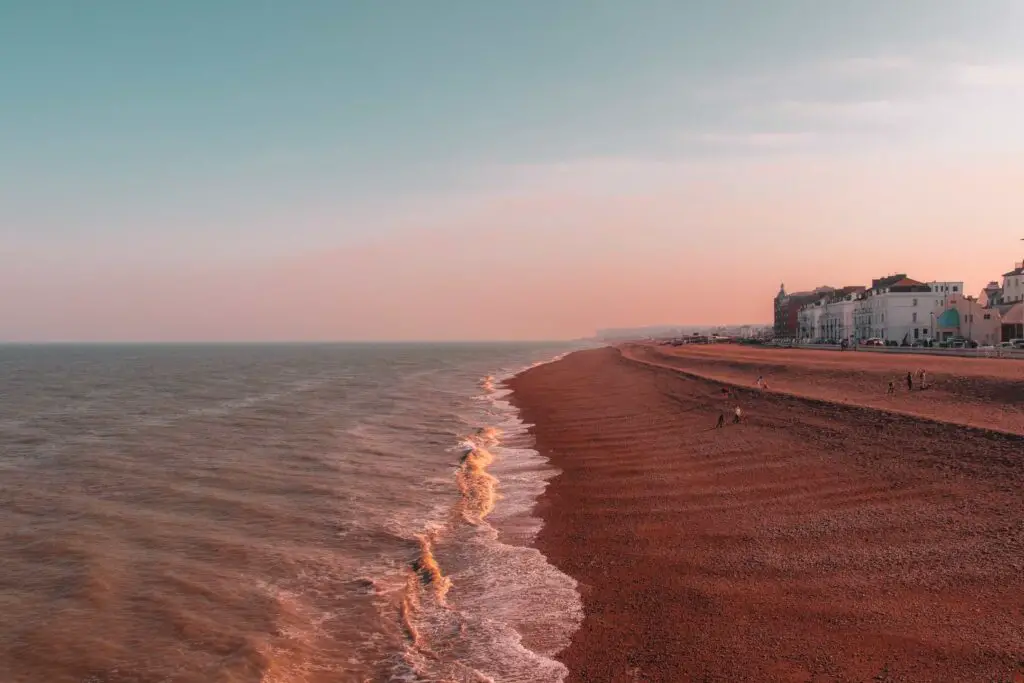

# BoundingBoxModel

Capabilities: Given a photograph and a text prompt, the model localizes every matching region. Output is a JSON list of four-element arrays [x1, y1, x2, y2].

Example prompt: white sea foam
[[396, 351, 582, 682]]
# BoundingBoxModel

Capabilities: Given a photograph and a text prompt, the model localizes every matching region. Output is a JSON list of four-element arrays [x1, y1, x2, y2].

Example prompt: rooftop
[[871, 274, 908, 290], [865, 275, 931, 294]]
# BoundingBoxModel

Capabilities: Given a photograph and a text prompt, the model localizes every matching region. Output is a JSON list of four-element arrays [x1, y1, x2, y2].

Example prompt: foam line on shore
[[392, 349, 584, 682]]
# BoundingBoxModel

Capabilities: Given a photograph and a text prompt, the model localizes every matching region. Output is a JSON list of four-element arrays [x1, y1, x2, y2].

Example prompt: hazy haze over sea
[[0, 343, 585, 682]]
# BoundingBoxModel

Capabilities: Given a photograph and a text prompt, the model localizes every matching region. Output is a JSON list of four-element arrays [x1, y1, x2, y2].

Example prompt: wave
[[456, 446, 499, 524], [454, 427, 503, 524], [399, 570, 422, 646], [368, 349, 583, 682], [411, 531, 452, 605]]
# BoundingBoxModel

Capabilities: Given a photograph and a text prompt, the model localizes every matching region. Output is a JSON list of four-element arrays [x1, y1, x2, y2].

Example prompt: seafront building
[[999, 262, 1024, 304], [796, 286, 864, 342], [777, 260, 1024, 344], [986, 261, 1024, 341], [852, 276, 956, 344], [934, 295, 1002, 346], [773, 285, 835, 338]]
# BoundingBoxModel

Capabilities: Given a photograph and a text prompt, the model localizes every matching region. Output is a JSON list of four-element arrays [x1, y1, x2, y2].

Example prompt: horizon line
[[0, 339, 592, 346]]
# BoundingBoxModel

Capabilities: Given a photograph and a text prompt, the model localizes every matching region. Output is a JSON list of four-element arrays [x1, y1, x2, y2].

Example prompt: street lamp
[[967, 297, 975, 343]]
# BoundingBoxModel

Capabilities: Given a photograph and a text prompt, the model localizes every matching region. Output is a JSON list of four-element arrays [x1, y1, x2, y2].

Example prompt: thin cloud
[[693, 53, 1024, 112], [820, 56, 918, 76], [691, 55, 919, 102], [950, 63, 1024, 87], [680, 131, 816, 148], [771, 99, 909, 122]]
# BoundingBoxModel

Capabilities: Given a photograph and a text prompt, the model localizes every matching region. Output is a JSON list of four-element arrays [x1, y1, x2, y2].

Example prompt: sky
[[2, 1, 1024, 341]]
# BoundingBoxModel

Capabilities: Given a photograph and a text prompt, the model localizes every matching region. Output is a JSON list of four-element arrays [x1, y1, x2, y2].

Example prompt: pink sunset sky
[[3, 4, 1024, 341], [5, 155, 1022, 341]]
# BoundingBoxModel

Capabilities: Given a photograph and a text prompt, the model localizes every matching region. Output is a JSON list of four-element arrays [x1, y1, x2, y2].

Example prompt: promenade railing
[[786, 342, 1024, 360]]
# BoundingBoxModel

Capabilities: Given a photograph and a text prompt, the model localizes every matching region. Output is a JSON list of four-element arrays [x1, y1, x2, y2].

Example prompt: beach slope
[[508, 346, 1023, 682]]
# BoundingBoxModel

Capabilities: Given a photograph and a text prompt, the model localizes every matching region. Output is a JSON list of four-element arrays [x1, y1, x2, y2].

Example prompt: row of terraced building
[[773, 260, 1024, 345]]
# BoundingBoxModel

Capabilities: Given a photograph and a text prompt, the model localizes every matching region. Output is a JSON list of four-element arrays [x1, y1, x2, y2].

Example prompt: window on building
[[953, 286, 958, 292], [912, 298, 917, 306], [984, 314, 991, 320], [912, 313, 917, 322]]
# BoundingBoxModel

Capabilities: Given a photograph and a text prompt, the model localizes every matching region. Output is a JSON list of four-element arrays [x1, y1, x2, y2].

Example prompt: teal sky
[[3, 2, 1024, 340]]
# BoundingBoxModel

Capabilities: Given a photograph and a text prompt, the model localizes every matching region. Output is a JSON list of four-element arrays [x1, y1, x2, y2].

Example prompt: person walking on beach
[[715, 413, 725, 429], [887, 381, 896, 395], [755, 375, 764, 389], [733, 406, 743, 424], [919, 369, 927, 389], [906, 371, 913, 391]]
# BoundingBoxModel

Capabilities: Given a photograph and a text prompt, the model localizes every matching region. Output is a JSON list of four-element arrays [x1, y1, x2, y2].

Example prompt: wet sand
[[508, 345, 1024, 682]]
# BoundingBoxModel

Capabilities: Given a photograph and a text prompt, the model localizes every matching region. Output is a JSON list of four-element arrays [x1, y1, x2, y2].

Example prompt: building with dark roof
[[853, 275, 961, 343], [773, 283, 834, 338]]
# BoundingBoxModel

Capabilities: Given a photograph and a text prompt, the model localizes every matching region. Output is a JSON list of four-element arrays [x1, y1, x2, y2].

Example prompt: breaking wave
[[389, 356, 582, 682], [411, 531, 452, 604], [456, 429, 501, 524]]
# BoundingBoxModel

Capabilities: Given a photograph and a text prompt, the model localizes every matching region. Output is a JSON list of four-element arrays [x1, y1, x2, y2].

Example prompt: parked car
[[862, 338, 885, 347], [1011, 339, 1024, 349], [947, 336, 978, 348]]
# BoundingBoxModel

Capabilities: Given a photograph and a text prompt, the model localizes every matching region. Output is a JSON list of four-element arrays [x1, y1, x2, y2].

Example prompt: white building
[[1000, 262, 1024, 304], [797, 296, 827, 340], [926, 280, 964, 297], [821, 288, 864, 341], [798, 286, 866, 342], [923, 280, 967, 333], [977, 260, 1024, 342], [853, 275, 955, 344]]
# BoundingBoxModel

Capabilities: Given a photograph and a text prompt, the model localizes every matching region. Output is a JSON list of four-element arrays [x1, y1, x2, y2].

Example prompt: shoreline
[[508, 346, 1024, 682]]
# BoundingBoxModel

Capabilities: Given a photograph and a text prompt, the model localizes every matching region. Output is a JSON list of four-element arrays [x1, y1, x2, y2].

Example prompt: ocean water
[[0, 343, 585, 683]]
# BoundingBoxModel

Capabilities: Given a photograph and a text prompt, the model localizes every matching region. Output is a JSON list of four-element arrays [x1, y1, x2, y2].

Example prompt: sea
[[0, 342, 587, 683]]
